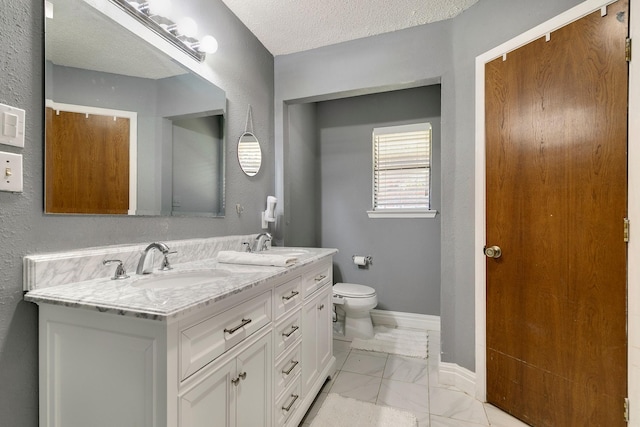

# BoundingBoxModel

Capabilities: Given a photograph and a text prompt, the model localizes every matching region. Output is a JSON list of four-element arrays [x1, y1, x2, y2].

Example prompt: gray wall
[[0, 0, 274, 425], [284, 103, 319, 246], [440, 0, 584, 370], [316, 86, 441, 315], [171, 116, 224, 215], [274, 0, 583, 369]]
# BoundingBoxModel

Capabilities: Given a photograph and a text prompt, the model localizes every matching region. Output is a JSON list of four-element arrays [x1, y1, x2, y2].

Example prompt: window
[[368, 123, 437, 218]]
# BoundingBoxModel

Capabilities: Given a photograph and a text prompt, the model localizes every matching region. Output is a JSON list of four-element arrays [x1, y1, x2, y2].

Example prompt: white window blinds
[[372, 123, 431, 211]]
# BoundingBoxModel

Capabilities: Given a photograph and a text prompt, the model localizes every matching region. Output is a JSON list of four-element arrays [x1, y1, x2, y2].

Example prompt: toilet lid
[[333, 283, 376, 298]]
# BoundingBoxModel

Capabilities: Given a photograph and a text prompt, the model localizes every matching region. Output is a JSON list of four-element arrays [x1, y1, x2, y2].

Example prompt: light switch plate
[[0, 151, 23, 192], [0, 103, 25, 148]]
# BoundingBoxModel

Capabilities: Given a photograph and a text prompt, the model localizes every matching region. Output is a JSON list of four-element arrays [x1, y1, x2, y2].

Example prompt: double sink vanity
[[39, 0, 336, 425], [24, 235, 337, 427]]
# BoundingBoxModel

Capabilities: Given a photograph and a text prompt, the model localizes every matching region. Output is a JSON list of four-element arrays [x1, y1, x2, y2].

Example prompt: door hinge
[[626, 38, 632, 62], [625, 397, 630, 423], [624, 218, 630, 243]]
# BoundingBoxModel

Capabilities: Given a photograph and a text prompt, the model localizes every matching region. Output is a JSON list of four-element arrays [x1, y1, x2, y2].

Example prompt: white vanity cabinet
[[179, 331, 272, 427], [272, 274, 305, 427], [302, 285, 333, 395], [177, 290, 273, 427], [31, 251, 336, 427], [278, 259, 333, 427]]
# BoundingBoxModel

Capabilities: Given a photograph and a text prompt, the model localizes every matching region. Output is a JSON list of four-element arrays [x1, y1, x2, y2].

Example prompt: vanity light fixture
[[110, 0, 218, 62]]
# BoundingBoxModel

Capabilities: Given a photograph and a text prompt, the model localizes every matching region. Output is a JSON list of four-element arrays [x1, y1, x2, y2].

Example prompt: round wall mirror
[[237, 131, 262, 176]]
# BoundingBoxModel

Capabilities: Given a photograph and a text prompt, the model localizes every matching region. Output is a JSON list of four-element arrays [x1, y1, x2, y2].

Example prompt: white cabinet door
[[302, 293, 319, 394], [179, 358, 236, 427], [180, 332, 272, 427], [237, 333, 272, 427], [316, 288, 332, 374], [301, 285, 332, 395]]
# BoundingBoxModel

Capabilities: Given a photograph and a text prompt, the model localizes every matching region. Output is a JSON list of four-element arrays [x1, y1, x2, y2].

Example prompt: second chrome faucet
[[136, 242, 171, 275], [241, 233, 272, 253]]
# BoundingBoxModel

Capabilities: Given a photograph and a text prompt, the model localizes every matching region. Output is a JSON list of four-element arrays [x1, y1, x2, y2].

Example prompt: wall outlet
[[0, 151, 23, 192]]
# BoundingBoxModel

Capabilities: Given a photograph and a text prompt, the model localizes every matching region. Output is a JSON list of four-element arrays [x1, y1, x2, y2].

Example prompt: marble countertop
[[24, 247, 337, 320]]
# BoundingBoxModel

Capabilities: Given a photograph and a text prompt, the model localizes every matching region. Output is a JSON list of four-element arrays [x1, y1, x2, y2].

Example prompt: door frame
[[474, 0, 639, 416]]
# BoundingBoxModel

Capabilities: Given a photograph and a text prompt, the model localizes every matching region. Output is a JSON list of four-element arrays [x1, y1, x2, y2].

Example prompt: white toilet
[[332, 282, 378, 339]]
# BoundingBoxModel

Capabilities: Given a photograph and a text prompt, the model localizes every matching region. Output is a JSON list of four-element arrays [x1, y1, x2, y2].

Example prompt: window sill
[[366, 210, 438, 219]]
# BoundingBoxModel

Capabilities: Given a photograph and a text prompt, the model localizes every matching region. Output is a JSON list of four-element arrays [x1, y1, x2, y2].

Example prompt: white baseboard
[[370, 309, 440, 331], [439, 361, 476, 397]]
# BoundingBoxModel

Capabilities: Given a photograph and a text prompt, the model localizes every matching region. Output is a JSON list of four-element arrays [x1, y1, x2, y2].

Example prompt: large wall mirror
[[45, 0, 226, 216]]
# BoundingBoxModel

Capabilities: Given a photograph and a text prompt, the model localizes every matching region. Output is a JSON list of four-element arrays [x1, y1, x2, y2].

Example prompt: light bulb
[[200, 35, 218, 54], [177, 17, 198, 38], [147, 0, 171, 16]]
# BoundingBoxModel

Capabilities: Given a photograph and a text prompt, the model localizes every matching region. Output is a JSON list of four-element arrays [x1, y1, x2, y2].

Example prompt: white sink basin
[[132, 270, 230, 289]]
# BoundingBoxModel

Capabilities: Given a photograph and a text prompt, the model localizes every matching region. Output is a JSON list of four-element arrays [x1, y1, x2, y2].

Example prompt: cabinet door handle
[[318, 304, 325, 310], [282, 394, 299, 412], [282, 290, 299, 301], [282, 325, 299, 338], [314, 274, 327, 282], [224, 318, 252, 335], [282, 360, 299, 375], [232, 372, 247, 385]]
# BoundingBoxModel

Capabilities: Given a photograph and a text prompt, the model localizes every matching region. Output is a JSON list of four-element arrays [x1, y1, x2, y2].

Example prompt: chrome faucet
[[253, 232, 272, 252], [136, 242, 170, 275]]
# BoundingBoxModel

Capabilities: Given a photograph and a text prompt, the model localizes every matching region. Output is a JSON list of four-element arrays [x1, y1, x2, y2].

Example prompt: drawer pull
[[224, 318, 252, 335], [231, 377, 240, 385], [282, 290, 299, 301], [282, 394, 299, 412], [238, 371, 247, 380], [318, 304, 325, 310], [282, 360, 299, 375], [282, 325, 299, 338], [314, 274, 327, 282]]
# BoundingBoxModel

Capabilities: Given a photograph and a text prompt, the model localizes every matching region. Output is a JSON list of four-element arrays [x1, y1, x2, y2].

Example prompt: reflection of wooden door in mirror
[[45, 107, 130, 214]]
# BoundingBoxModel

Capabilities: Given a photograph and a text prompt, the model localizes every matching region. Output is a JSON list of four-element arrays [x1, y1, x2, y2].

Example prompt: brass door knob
[[484, 246, 502, 259]]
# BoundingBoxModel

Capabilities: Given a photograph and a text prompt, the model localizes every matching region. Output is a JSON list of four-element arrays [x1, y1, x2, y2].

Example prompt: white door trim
[[474, 1, 637, 419]]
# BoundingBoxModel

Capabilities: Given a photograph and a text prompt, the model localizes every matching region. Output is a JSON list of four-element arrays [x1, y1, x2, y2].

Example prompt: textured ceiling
[[46, 0, 187, 79], [47, 0, 480, 75], [221, 0, 480, 56]]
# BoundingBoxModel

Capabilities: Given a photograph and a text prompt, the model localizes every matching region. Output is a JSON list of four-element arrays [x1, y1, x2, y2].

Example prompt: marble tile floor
[[299, 330, 530, 427]]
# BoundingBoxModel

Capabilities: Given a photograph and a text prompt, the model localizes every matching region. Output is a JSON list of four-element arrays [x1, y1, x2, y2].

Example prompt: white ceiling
[[220, 0, 480, 56]]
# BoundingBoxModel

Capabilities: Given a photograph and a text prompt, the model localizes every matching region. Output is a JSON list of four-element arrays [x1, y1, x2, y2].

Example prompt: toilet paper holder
[[352, 255, 373, 266]]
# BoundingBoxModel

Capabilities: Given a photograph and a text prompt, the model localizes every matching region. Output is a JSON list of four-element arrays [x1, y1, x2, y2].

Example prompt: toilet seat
[[333, 282, 376, 298]]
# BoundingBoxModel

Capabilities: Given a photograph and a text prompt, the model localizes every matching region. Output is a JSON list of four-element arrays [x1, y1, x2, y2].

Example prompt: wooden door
[[45, 107, 130, 214], [485, 2, 628, 425]]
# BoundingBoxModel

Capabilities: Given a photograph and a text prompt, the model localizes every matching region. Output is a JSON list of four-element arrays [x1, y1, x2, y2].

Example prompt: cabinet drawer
[[275, 376, 302, 427], [275, 341, 302, 399], [274, 309, 302, 358], [274, 276, 302, 320], [180, 291, 272, 381], [302, 261, 332, 298]]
